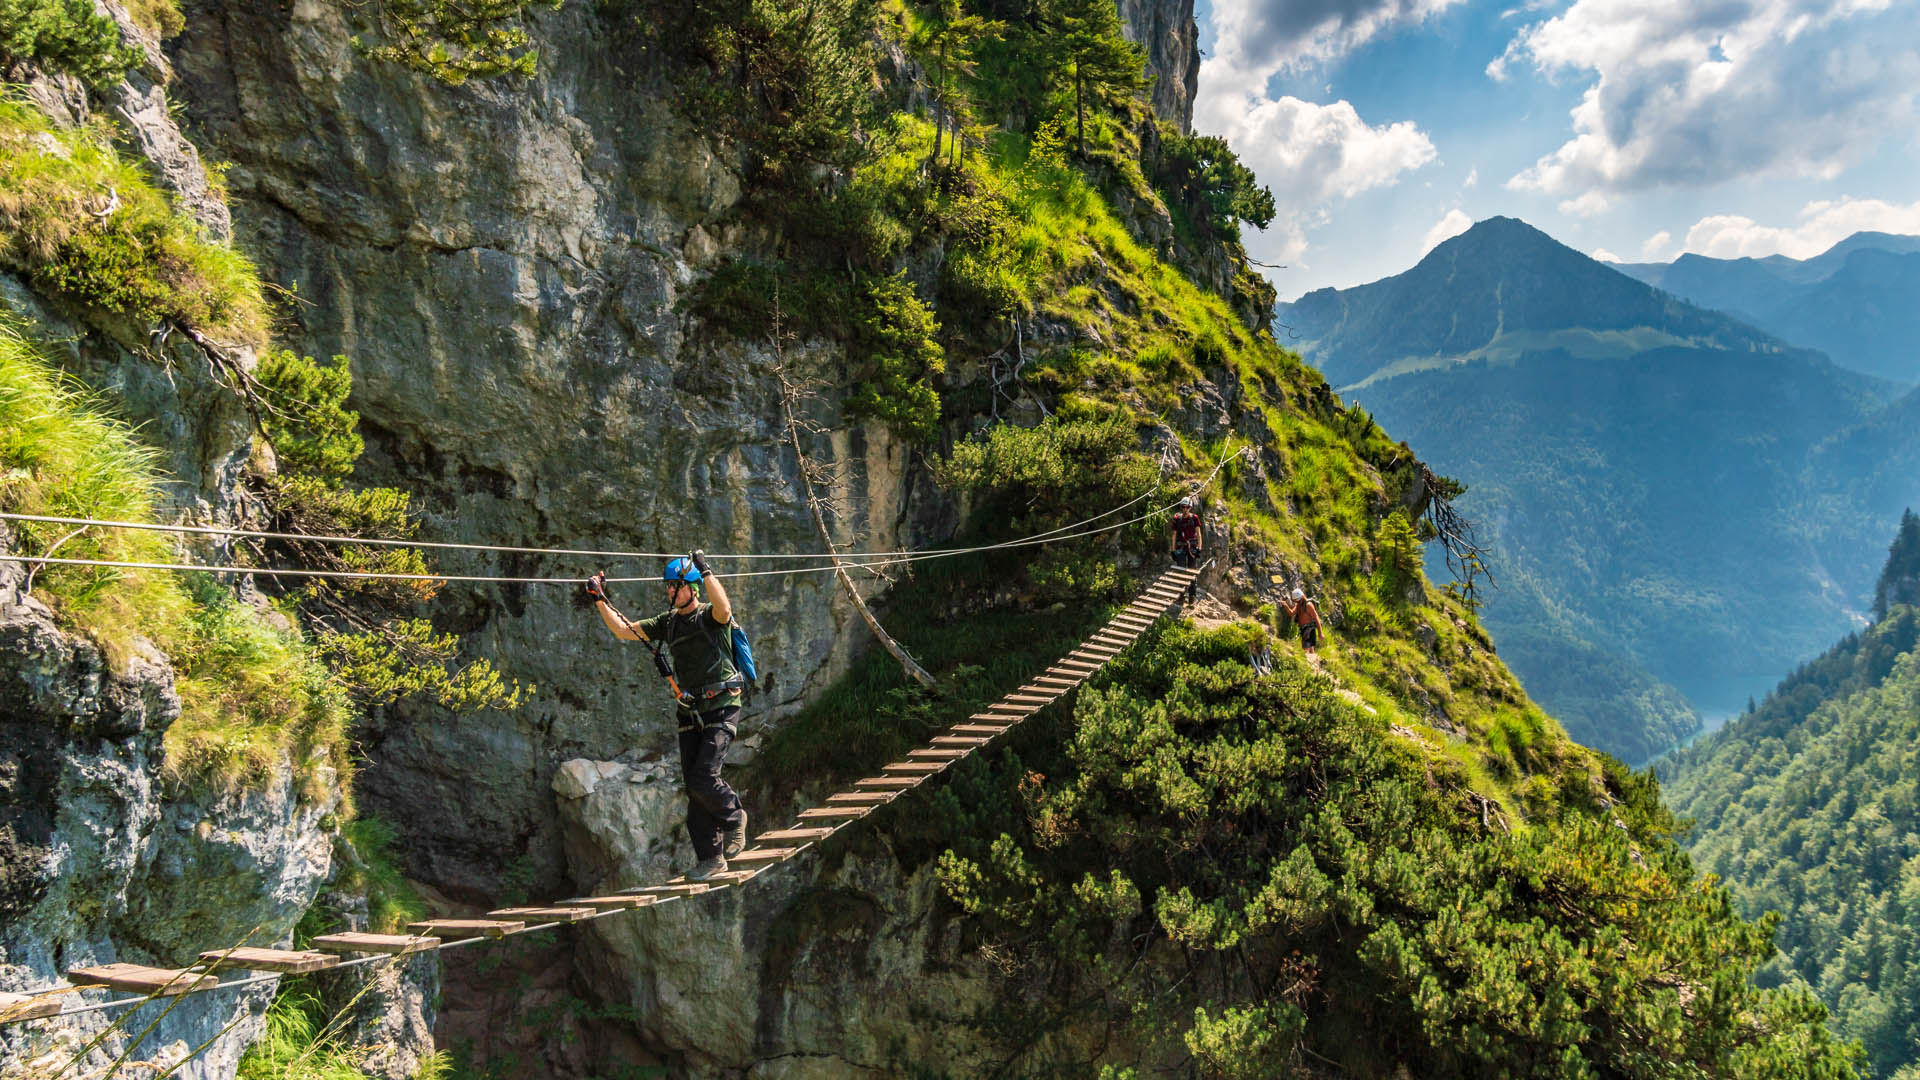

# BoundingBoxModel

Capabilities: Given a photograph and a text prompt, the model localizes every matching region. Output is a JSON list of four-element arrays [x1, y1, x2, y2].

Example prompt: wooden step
[[199, 947, 340, 974], [629, 883, 712, 896], [729, 847, 803, 862], [907, 748, 970, 759], [1002, 693, 1056, 705], [1030, 675, 1080, 689], [798, 805, 873, 820], [882, 761, 948, 774], [1090, 630, 1136, 643], [0, 992, 61, 1021], [706, 870, 758, 885], [757, 827, 836, 842], [565, 895, 657, 911], [975, 704, 1037, 717], [407, 919, 523, 940], [950, 724, 1010, 735], [1046, 663, 1096, 676], [827, 791, 896, 804], [855, 776, 923, 789], [931, 736, 991, 747], [311, 933, 439, 956], [66, 964, 218, 995], [487, 906, 598, 922]]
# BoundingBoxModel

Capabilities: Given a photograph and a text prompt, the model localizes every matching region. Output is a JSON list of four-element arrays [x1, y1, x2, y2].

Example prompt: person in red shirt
[[1282, 587, 1322, 655], [1169, 497, 1202, 602]]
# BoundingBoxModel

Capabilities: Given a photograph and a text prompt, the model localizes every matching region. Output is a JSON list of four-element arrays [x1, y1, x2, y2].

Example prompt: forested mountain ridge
[[0, 0, 1873, 1076], [1615, 233, 1920, 384], [1662, 512, 1920, 1078], [1276, 216, 1920, 766]]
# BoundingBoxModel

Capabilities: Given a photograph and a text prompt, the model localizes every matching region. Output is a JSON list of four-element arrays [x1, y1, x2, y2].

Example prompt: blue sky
[[1188, 0, 1920, 299]]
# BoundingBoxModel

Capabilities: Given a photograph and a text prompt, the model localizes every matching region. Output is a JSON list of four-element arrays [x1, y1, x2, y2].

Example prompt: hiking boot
[[685, 855, 728, 882], [724, 810, 748, 859]]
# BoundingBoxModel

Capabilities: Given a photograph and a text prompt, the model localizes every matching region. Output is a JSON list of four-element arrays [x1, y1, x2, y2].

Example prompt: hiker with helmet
[[1282, 587, 1322, 656], [1170, 497, 1203, 602], [584, 552, 747, 882]]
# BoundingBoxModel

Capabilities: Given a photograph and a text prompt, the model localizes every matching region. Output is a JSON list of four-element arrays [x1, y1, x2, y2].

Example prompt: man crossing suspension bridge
[[585, 552, 748, 882]]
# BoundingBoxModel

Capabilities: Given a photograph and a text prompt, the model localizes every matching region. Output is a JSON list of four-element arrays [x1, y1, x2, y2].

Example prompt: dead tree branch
[[769, 298, 936, 689]]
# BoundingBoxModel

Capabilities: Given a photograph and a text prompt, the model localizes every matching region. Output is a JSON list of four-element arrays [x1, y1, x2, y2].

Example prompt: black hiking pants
[[677, 706, 745, 861]]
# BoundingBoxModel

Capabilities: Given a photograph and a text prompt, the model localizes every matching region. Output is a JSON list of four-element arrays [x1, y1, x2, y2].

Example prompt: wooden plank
[[199, 947, 340, 974], [707, 870, 758, 885], [907, 748, 970, 760], [565, 895, 656, 911], [629, 883, 712, 896], [487, 906, 598, 922], [757, 827, 836, 842], [975, 704, 1038, 717], [950, 724, 1011, 735], [407, 919, 523, 940], [66, 964, 217, 995], [1002, 693, 1056, 705], [931, 736, 992, 747], [729, 847, 803, 862], [0, 992, 63, 1021], [311, 933, 439, 956], [827, 791, 896, 804], [1109, 617, 1154, 631], [1031, 675, 1080, 688], [798, 806, 871, 820], [882, 761, 948, 774], [1046, 661, 1097, 674], [855, 776, 923, 789]]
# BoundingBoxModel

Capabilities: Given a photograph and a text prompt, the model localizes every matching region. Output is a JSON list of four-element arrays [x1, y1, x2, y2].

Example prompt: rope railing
[[0, 563, 1208, 1029], [0, 449, 1243, 586]]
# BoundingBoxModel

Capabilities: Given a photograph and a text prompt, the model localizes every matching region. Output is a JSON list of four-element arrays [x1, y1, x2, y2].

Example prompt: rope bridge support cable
[[0, 567, 1200, 1028]]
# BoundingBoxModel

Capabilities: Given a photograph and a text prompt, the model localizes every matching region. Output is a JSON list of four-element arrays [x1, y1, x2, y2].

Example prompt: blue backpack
[[728, 622, 758, 683]]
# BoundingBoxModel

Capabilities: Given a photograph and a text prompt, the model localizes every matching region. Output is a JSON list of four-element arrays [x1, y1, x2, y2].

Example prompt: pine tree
[[912, 0, 1004, 171], [1040, 0, 1149, 156], [1872, 508, 1920, 621]]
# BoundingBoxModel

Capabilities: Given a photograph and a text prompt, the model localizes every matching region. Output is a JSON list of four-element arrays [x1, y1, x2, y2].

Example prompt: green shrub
[[845, 271, 945, 440], [351, 0, 560, 85], [0, 0, 142, 89]]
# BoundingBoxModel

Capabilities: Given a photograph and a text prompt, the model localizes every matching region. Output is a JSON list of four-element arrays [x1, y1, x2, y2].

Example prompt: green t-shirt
[[638, 602, 742, 715]]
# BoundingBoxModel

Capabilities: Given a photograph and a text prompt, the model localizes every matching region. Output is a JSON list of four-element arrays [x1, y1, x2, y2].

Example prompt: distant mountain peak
[[1276, 216, 1784, 388]]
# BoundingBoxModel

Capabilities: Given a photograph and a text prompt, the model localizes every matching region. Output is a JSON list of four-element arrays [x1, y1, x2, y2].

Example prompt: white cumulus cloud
[[1196, 0, 1451, 271], [1500, 0, 1920, 201], [1640, 230, 1674, 260], [1679, 197, 1920, 259], [1422, 210, 1476, 253], [1590, 247, 1621, 262]]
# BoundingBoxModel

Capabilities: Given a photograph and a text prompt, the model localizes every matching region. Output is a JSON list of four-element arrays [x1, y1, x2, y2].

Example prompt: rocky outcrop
[[1119, 0, 1199, 132], [0, 559, 329, 1080]]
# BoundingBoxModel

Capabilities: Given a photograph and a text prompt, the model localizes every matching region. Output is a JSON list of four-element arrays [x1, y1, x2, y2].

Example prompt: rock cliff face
[[152, 0, 1208, 1072], [170, 0, 951, 904], [0, 560, 328, 1080], [1119, 0, 1199, 132]]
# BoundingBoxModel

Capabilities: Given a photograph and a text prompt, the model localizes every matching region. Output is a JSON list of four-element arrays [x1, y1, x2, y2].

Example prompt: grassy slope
[[0, 321, 351, 793]]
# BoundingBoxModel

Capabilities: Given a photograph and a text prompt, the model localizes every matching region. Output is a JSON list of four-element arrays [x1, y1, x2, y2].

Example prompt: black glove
[[689, 549, 712, 579], [584, 571, 609, 603]]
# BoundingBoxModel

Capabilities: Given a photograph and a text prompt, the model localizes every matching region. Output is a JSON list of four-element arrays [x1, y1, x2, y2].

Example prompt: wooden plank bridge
[[2, 565, 1200, 1023]]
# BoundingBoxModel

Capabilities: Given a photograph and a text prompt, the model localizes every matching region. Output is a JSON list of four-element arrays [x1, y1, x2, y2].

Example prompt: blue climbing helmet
[[663, 557, 702, 585]]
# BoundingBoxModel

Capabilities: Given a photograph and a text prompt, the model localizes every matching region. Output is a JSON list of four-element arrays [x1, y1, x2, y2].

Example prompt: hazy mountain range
[[1277, 218, 1920, 763]]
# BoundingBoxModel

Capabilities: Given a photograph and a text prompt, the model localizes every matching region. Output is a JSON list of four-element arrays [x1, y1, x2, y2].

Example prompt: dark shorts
[[1173, 542, 1200, 568], [1299, 622, 1319, 647]]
